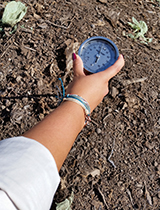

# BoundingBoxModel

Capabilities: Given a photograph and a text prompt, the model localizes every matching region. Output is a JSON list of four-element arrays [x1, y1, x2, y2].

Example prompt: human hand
[[66, 53, 125, 112]]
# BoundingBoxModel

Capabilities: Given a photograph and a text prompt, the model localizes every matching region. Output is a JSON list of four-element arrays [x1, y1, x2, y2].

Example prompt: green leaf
[[9, 25, 17, 34], [128, 33, 135, 39], [128, 22, 137, 30], [56, 192, 74, 210], [132, 17, 141, 29], [2, 1, 27, 27], [147, 38, 153, 43], [139, 21, 148, 34]]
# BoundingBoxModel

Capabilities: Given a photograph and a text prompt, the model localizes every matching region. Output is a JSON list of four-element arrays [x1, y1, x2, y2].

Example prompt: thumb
[[72, 53, 85, 77], [102, 54, 125, 80]]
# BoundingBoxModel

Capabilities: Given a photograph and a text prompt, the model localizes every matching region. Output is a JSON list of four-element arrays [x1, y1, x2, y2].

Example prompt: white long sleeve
[[0, 136, 60, 210]]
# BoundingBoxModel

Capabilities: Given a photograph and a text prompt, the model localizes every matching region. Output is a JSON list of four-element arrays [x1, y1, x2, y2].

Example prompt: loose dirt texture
[[0, 0, 160, 209]]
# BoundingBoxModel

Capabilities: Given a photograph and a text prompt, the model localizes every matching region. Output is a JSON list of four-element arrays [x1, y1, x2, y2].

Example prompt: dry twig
[[122, 77, 147, 86], [23, 46, 36, 52], [126, 189, 134, 206], [144, 181, 152, 206], [0, 45, 12, 58], [45, 16, 74, 30], [108, 138, 116, 168], [97, 187, 109, 209]]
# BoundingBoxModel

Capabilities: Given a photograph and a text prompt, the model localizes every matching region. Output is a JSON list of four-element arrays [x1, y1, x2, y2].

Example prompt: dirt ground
[[0, 0, 160, 209]]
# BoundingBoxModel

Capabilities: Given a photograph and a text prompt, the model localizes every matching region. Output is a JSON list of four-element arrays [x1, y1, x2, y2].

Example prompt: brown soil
[[0, 0, 160, 209]]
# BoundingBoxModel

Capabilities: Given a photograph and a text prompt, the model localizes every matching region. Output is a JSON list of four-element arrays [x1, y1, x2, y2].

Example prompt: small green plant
[[128, 17, 152, 44], [56, 192, 74, 210], [1, 1, 27, 27], [0, 1, 27, 33]]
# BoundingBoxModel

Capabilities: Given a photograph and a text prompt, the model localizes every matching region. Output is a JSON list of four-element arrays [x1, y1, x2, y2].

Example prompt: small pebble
[[136, 183, 143, 188], [2, 105, 5, 110], [96, 128, 102, 134], [157, 165, 160, 172], [122, 102, 128, 110], [154, 161, 158, 167], [111, 86, 119, 98], [5, 100, 11, 107], [133, 120, 137, 125], [150, 90, 158, 100], [120, 186, 125, 191], [91, 24, 95, 29], [16, 76, 22, 83], [108, 108, 112, 113]]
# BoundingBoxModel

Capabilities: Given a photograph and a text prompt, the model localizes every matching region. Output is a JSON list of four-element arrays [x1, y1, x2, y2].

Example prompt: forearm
[[23, 101, 85, 171], [23, 54, 124, 171]]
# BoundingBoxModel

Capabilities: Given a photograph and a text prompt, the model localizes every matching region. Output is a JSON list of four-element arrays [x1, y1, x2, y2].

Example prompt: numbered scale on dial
[[78, 36, 119, 73]]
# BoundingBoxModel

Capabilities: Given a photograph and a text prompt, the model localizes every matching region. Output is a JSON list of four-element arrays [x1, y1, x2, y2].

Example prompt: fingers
[[72, 54, 85, 77], [72, 53, 124, 79], [102, 54, 125, 80]]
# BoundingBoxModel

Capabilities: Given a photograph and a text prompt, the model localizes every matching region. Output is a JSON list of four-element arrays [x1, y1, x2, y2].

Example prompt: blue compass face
[[78, 37, 119, 73]]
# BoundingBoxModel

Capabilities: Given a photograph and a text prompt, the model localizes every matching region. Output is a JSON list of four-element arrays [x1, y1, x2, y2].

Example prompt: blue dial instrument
[[78, 36, 119, 73]]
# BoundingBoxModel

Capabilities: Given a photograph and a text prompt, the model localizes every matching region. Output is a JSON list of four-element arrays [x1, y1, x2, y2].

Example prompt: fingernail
[[72, 53, 76, 61]]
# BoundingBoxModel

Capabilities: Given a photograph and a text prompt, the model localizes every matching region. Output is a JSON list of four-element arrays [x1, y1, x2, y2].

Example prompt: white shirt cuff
[[0, 136, 60, 210]]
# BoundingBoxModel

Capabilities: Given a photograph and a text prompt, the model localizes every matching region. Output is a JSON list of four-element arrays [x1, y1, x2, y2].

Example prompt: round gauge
[[78, 36, 119, 73]]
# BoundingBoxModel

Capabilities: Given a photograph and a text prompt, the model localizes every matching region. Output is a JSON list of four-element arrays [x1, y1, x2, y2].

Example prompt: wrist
[[61, 100, 86, 125], [63, 94, 91, 125]]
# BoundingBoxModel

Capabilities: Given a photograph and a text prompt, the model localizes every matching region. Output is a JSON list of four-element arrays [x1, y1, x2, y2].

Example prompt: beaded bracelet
[[63, 94, 91, 125]]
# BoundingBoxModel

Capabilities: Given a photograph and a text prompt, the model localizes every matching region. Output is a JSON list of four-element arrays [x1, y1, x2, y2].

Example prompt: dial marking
[[78, 37, 118, 73]]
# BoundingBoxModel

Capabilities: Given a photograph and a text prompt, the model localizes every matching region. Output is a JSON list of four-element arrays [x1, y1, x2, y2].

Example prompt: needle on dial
[[91, 44, 103, 66]]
